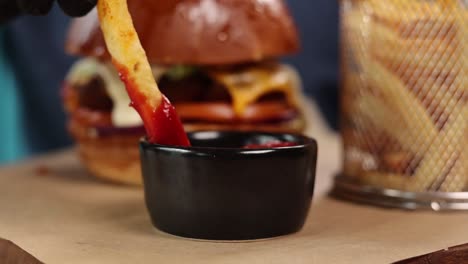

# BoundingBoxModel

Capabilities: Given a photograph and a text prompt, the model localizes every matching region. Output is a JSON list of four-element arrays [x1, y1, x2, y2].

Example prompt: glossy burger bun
[[64, 0, 302, 185], [72, 125, 142, 186], [66, 0, 299, 65]]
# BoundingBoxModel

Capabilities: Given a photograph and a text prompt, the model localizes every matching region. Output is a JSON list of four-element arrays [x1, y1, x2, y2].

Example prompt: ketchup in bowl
[[243, 141, 298, 149], [140, 131, 318, 240]]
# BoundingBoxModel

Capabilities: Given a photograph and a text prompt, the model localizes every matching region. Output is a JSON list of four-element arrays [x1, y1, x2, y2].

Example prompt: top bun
[[66, 0, 299, 65]]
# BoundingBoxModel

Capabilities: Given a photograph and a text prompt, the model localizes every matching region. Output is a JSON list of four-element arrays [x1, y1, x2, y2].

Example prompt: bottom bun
[[77, 139, 142, 185], [69, 117, 143, 185], [69, 113, 305, 186]]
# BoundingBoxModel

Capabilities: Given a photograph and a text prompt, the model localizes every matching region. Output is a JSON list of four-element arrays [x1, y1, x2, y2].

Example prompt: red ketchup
[[149, 96, 191, 146], [244, 141, 297, 149], [117, 66, 191, 146]]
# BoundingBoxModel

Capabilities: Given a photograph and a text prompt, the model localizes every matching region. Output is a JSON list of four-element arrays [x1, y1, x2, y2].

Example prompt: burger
[[62, 0, 306, 185]]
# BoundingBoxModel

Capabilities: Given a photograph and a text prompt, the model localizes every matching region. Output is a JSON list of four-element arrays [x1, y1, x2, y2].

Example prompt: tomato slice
[[175, 102, 297, 123]]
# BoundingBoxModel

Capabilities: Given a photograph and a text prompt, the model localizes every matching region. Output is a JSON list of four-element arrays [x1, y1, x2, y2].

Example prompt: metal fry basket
[[332, 0, 467, 210]]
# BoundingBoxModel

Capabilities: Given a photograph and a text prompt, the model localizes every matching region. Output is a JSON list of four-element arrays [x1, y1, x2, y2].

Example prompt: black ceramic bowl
[[140, 131, 317, 240]]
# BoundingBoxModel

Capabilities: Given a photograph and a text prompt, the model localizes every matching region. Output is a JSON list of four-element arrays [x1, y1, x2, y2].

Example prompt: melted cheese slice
[[208, 64, 302, 116], [67, 59, 302, 126]]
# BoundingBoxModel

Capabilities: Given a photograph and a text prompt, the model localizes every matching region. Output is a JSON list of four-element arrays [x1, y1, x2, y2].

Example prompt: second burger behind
[[63, 0, 307, 185]]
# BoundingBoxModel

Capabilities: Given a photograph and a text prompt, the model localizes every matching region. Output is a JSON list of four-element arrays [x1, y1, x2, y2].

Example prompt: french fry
[[381, 152, 417, 174], [414, 104, 466, 191], [97, 0, 162, 111], [362, 171, 409, 191], [343, 149, 378, 179], [366, 0, 446, 23], [362, 60, 466, 191], [341, 0, 466, 192], [97, 0, 190, 146], [414, 1, 467, 190], [369, 21, 460, 72], [439, 157, 465, 192], [364, 60, 439, 147], [359, 92, 468, 191], [356, 95, 423, 154]]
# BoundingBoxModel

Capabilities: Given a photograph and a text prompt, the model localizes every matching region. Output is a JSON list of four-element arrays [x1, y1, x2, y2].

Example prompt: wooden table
[[1, 102, 467, 263]]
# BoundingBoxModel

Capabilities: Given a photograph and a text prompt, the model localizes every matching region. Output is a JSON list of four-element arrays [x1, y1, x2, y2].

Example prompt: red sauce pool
[[243, 141, 297, 149]]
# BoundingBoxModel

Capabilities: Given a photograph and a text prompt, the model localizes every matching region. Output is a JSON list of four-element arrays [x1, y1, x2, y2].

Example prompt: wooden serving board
[[0, 238, 42, 264]]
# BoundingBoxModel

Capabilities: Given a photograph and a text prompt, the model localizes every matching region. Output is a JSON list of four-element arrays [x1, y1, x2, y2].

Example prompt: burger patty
[[62, 76, 113, 113], [76, 76, 114, 111], [175, 101, 297, 123], [158, 72, 232, 103], [65, 69, 298, 124]]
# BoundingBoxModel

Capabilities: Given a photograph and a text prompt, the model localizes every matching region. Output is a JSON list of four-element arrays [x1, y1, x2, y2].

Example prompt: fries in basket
[[341, 0, 467, 192]]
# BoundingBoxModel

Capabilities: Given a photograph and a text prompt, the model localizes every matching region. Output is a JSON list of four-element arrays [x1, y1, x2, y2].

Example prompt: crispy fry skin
[[97, 0, 162, 128]]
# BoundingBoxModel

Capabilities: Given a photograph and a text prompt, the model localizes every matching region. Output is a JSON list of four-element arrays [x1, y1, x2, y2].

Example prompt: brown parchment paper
[[0, 100, 467, 264]]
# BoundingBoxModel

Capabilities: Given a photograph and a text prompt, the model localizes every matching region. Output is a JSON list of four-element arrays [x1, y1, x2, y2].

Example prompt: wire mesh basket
[[332, 0, 467, 210]]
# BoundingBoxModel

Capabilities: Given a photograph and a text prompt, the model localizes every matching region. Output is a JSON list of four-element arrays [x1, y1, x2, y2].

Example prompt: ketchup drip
[[149, 96, 191, 146], [117, 65, 191, 146]]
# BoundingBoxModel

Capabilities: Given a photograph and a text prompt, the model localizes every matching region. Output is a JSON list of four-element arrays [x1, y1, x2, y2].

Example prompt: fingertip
[[0, 2, 21, 24], [17, 0, 54, 16], [58, 0, 97, 17]]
